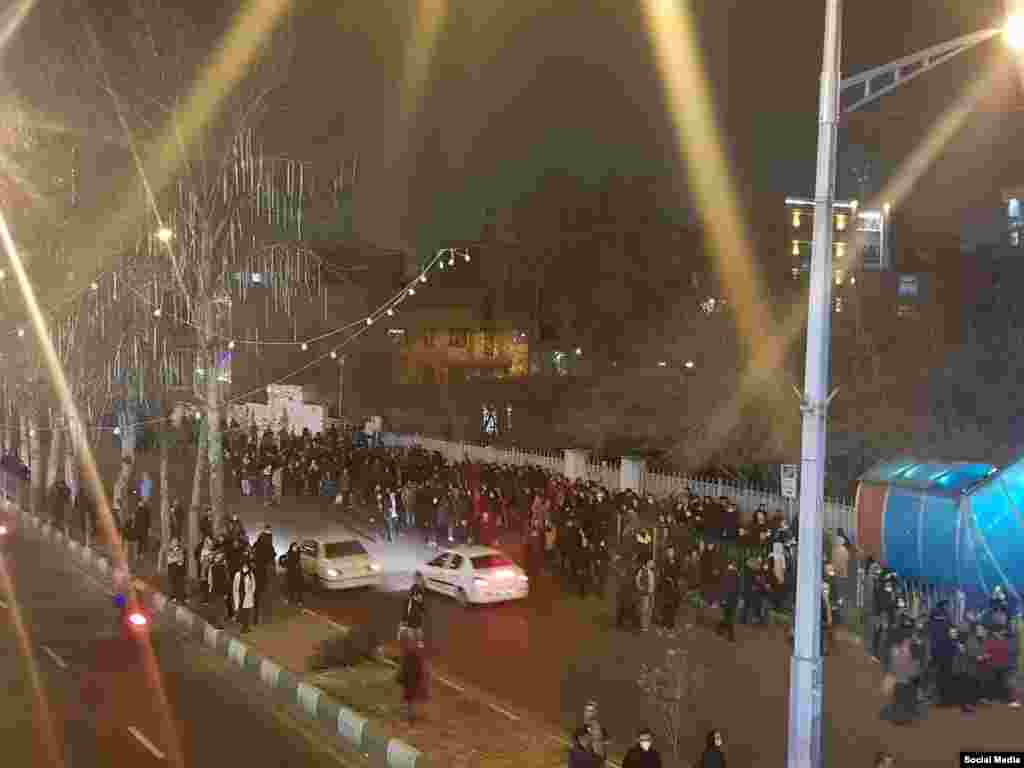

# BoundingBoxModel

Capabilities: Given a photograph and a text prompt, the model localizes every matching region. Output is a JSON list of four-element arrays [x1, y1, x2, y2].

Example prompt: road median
[[11, 503, 582, 768]]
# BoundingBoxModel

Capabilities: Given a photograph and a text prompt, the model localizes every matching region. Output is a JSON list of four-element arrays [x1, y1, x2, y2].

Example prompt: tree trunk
[[158, 403, 184, 572], [205, 311, 225, 533], [28, 406, 42, 517], [46, 410, 63, 496], [188, 411, 207, 581]]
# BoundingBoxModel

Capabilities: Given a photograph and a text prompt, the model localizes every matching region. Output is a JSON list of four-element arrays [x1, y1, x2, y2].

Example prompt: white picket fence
[[387, 433, 857, 535]]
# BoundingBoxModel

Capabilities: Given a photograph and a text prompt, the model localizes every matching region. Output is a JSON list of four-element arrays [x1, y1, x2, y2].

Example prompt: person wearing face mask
[[697, 730, 726, 768], [233, 562, 256, 633], [622, 727, 661, 768]]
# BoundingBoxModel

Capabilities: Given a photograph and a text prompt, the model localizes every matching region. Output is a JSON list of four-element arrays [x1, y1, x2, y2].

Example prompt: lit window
[[1012, 230, 1021, 247], [836, 214, 848, 232], [833, 297, 843, 313], [835, 241, 846, 259], [834, 269, 845, 286], [792, 240, 800, 256], [449, 329, 469, 348], [792, 210, 801, 228], [791, 267, 800, 280]]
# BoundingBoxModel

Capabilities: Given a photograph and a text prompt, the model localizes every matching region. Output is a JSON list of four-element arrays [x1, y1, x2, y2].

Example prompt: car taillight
[[128, 612, 148, 627], [0, 524, 7, 535]]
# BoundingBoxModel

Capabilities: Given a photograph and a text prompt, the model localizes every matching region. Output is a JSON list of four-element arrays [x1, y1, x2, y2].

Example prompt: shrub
[[309, 625, 381, 671]]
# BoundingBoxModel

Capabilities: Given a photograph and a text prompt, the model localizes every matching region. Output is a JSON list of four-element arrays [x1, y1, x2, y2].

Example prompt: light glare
[[1006, 15, 1024, 50]]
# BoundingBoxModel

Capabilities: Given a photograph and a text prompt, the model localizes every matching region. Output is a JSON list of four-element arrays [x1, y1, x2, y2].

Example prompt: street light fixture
[[1006, 14, 1024, 49], [789, 6, 1022, 768]]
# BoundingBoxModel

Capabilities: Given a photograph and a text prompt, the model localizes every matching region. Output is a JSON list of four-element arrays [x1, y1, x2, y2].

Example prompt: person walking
[[252, 524, 276, 625], [581, 700, 612, 765], [716, 562, 740, 643], [401, 583, 427, 644], [232, 563, 256, 633], [622, 727, 662, 768], [166, 536, 186, 603]]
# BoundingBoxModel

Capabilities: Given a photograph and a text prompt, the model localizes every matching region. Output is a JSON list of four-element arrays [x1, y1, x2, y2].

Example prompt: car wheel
[[456, 587, 469, 608]]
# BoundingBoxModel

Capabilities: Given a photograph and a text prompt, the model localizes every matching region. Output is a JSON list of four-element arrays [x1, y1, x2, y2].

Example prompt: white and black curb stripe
[[15, 504, 428, 767]]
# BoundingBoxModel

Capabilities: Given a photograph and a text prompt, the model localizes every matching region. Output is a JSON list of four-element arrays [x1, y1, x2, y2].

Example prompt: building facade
[[785, 196, 892, 279]]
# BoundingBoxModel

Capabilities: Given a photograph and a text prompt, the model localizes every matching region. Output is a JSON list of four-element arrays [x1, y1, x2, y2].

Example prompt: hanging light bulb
[[366, 317, 374, 326], [448, 256, 455, 267], [90, 281, 99, 291], [17, 327, 25, 338], [464, 250, 471, 263], [153, 307, 162, 318], [330, 350, 338, 360], [408, 287, 416, 297], [439, 260, 446, 270], [228, 340, 236, 350], [420, 274, 427, 283], [301, 342, 309, 351], [386, 308, 394, 317]]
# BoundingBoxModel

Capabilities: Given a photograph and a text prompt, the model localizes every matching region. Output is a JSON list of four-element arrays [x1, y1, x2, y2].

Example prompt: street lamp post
[[788, 6, 1021, 767]]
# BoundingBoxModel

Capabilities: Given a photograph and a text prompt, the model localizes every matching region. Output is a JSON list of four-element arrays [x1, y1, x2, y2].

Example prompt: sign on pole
[[781, 464, 799, 500]]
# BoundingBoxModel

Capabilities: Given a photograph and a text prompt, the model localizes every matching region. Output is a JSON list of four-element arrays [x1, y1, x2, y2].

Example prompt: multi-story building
[[785, 196, 892, 279]]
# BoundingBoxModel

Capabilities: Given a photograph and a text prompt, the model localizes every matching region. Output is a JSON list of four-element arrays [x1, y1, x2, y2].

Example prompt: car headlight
[[369, 563, 381, 572], [325, 568, 339, 578]]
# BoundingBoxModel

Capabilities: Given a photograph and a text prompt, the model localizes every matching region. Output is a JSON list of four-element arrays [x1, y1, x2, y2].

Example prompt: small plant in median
[[638, 632, 707, 763], [309, 625, 381, 671]]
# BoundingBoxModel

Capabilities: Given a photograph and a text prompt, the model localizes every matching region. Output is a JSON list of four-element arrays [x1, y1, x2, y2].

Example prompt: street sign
[[781, 464, 799, 499]]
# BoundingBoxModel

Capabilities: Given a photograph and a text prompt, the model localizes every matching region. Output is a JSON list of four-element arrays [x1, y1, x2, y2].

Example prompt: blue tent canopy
[[857, 456, 1024, 604], [860, 458, 996, 496]]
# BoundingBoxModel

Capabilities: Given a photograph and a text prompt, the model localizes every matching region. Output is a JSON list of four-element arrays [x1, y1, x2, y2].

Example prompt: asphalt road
[[238, 494, 1024, 767], [0, 510, 361, 768]]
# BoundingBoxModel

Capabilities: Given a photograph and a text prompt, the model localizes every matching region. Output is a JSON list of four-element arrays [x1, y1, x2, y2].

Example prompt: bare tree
[[638, 641, 707, 763], [81, 0, 323, 543]]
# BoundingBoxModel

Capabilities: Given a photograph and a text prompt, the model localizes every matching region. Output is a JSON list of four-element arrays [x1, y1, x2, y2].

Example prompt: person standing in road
[[166, 536, 186, 602], [284, 542, 304, 606], [657, 546, 682, 630], [232, 562, 256, 633], [716, 562, 740, 643], [402, 582, 427, 644], [622, 727, 662, 768], [397, 638, 429, 723], [635, 556, 655, 632], [252, 524, 276, 625]]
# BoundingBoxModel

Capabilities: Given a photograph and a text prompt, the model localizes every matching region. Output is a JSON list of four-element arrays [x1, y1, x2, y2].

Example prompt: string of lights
[[0, 246, 473, 434], [4, 246, 470, 348]]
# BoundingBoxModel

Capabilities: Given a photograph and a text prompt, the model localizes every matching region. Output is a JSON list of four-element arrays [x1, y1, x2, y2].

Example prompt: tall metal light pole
[[787, 7, 1017, 766], [788, 2, 841, 766]]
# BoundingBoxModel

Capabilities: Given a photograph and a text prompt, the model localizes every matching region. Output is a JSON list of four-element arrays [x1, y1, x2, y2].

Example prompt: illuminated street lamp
[[790, 7, 1021, 768], [156, 227, 173, 244]]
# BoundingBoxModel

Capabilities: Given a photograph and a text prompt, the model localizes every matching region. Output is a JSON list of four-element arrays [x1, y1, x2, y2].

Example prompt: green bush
[[308, 625, 381, 671]]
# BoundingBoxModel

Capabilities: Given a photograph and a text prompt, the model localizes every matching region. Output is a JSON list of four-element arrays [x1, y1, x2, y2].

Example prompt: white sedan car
[[415, 546, 528, 607], [286, 537, 382, 591]]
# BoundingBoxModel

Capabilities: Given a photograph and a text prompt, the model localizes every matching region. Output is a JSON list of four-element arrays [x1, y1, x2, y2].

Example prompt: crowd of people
[[5, 420, 1022, 760]]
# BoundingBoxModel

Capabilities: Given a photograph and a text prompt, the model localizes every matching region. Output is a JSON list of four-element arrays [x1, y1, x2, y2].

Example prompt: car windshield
[[470, 554, 514, 569], [324, 541, 368, 559]]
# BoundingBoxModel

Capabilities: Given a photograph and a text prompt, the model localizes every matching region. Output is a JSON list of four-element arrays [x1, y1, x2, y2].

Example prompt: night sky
[[6, 0, 1023, 254]]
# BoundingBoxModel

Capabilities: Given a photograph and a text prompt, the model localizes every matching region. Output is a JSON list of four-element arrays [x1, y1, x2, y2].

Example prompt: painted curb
[[15, 504, 425, 767]]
